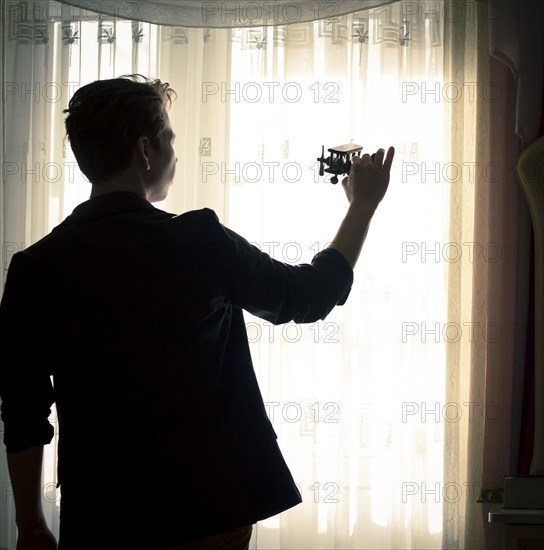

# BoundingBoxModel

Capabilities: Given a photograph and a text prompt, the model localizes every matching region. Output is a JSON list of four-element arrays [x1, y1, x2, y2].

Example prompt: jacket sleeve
[[0, 253, 55, 453], [204, 209, 354, 325]]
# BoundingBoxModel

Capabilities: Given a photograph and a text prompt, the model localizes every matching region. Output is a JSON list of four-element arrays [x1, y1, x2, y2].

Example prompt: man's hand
[[342, 147, 395, 211], [16, 526, 57, 550], [328, 145, 395, 268]]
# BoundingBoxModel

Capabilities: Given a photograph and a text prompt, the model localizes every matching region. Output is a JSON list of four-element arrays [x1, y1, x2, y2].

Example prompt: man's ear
[[135, 135, 151, 171]]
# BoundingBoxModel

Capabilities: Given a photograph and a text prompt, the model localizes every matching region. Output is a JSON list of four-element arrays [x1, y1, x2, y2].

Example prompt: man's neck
[[90, 175, 147, 201]]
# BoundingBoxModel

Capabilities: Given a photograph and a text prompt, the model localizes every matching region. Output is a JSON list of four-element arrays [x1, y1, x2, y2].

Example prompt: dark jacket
[[0, 191, 353, 548]]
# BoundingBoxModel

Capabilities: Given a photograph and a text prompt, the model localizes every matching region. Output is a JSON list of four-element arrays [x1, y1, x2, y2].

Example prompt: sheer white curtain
[[222, 4, 447, 549], [1, 1, 450, 549]]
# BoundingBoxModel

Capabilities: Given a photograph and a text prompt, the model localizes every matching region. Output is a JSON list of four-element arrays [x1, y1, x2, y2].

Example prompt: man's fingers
[[374, 148, 385, 165], [383, 146, 395, 171], [352, 146, 394, 171]]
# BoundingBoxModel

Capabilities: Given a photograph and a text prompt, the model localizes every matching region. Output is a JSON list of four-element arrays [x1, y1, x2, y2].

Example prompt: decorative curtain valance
[[48, 0, 398, 27]]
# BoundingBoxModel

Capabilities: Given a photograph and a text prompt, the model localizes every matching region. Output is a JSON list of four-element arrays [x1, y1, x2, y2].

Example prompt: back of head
[[63, 74, 176, 185]]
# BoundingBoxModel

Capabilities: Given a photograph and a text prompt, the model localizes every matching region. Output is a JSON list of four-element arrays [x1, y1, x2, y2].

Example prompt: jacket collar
[[59, 191, 161, 225]]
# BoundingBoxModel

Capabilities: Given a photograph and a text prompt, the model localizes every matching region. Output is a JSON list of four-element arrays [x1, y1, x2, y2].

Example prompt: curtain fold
[[442, 1, 532, 548], [442, 3, 481, 545], [155, 25, 232, 217], [52, 0, 398, 28]]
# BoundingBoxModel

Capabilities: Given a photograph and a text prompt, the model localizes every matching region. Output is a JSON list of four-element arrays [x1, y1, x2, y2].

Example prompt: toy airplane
[[317, 143, 363, 184]]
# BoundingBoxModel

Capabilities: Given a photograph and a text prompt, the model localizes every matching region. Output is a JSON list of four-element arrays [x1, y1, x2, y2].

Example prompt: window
[[2, 2, 451, 548]]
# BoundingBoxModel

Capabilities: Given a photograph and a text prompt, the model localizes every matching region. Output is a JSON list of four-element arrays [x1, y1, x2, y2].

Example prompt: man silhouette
[[0, 74, 394, 549]]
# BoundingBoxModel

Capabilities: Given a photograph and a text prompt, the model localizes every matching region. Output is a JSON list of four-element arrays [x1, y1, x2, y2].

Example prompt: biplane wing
[[317, 143, 363, 183], [328, 143, 363, 154]]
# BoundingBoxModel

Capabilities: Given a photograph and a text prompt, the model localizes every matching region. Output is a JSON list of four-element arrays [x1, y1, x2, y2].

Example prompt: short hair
[[63, 74, 176, 184]]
